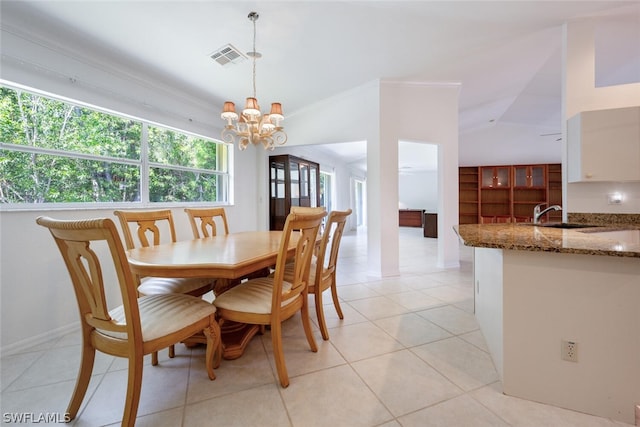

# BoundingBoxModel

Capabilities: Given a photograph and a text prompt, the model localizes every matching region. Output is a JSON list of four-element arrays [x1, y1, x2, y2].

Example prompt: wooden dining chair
[[184, 207, 230, 238], [113, 209, 215, 361], [290, 206, 327, 238], [213, 209, 327, 387], [184, 206, 270, 294], [285, 209, 352, 340], [113, 209, 214, 297], [36, 216, 221, 427]]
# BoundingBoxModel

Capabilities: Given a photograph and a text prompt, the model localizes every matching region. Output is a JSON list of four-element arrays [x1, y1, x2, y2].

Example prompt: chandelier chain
[[220, 11, 287, 151], [251, 15, 257, 99]]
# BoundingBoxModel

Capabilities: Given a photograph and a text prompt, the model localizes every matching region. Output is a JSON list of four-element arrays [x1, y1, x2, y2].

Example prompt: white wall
[[275, 80, 462, 274], [284, 82, 393, 275], [399, 171, 438, 212], [562, 18, 640, 216], [379, 81, 460, 270]]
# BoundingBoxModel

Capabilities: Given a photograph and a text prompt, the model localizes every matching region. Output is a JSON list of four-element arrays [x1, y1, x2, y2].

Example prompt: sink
[[539, 223, 599, 229], [518, 223, 599, 229]]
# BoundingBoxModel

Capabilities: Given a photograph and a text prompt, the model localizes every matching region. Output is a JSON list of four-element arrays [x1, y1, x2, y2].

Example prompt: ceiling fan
[[540, 132, 562, 142]]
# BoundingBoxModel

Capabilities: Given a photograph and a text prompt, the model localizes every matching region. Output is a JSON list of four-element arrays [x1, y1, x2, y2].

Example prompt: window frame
[[0, 83, 232, 211]]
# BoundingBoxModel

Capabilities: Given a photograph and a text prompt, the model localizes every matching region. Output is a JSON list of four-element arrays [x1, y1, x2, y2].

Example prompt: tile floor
[[1, 227, 633, 426]]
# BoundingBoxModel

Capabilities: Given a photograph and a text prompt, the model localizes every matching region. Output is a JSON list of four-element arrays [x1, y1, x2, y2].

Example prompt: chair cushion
[[138, 276, 212, 295], [213, 277, 294, 314], [99, 294, 217, 342]]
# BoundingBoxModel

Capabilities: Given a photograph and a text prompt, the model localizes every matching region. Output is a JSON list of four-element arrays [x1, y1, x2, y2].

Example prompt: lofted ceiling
[[2, 1, 639, 172]]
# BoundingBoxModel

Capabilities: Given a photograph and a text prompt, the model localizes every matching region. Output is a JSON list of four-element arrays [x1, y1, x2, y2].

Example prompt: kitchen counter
[[457, 221, 640, 424], [455, 223, 640, 258]]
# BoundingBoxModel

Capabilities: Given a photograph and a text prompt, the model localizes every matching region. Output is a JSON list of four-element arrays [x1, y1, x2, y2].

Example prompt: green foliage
[[0, 86, 223, 204], [148, 125, 219, 170], [149, 168, 218, 203]]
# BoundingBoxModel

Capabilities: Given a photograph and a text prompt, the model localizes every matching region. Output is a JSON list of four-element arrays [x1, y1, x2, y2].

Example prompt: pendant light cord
[[252, 15, 257, 99]]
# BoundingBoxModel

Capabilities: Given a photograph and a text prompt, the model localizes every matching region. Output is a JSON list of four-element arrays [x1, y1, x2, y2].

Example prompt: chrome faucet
[[533, 203, 562, 224]]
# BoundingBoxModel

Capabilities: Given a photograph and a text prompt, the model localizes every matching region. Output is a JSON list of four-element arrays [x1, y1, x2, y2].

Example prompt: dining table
[[126, 230, 298, 360]]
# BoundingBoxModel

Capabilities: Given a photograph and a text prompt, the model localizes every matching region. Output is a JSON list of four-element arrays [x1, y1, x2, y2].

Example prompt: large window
[[0, 85, 229, 207]]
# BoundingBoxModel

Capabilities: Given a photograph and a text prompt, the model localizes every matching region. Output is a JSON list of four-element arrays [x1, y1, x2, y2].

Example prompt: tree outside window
[[0, 85, 228, 206]]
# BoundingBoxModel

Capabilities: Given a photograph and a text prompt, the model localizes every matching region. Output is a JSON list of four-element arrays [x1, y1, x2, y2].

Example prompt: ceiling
[[2, 1, 639, 172]]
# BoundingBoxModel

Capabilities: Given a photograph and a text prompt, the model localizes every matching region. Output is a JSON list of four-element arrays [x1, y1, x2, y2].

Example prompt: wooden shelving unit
[[512, 164, 546, 223], [480, 166, 511, 223], [459, 163, 562, 224], [547, 163, 562, 223], [458, 167, 479, 224]]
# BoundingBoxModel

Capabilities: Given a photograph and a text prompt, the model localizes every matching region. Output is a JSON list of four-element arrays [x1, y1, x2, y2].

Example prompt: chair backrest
[[290, 207, 326, 214], [113, 209, 177, 250], [184, 207, 230, 238], [290, 206, 327, 233], [36, 216, 142, 341], [271, 210, 327, 307], [315, 209, 352, 282]]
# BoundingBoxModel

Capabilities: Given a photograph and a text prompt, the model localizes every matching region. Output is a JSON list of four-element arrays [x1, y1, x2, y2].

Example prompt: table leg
[[218, 321, 261, 360], [190, 267, 270, 359]]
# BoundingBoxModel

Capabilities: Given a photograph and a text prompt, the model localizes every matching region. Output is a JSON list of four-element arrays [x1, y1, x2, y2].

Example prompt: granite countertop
[[454, 223, 640, 258]]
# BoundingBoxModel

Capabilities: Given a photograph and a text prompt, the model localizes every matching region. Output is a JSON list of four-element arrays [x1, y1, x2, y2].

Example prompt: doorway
[[352, 178, 366, 231], [398, 141, 438, 214], [319, 170, 334, 213]]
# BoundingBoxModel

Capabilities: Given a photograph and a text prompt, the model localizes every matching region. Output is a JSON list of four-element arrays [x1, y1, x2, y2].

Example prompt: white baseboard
[[1, 323, 79, 357]]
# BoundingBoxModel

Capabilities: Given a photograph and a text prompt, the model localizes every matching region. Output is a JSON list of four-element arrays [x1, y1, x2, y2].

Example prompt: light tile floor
[[1, 228, 633, 426]]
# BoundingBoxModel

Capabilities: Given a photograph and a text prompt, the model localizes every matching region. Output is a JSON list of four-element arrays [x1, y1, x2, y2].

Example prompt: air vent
[[210, 44, 246, 67]]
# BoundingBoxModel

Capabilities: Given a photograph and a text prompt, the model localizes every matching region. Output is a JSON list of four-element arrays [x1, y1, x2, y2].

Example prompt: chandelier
[[221, 11, 287, 151]]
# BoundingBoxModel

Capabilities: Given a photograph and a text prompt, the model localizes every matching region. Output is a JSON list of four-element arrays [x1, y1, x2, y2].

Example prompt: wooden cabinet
[[567, 106, 640, 182], [399, 209, 424, 227], [423, 213, 437, 238], [459, 164, 562, 224], [480, 166, 511, 223], [269, 155, 320, 230], [546, 163, 562, 223], [514, 165, 545, 187], [481, 166, 510, 188], [459, 167, 479, 224], [512, 164, 546, 222], [480, 189, 511, 223]]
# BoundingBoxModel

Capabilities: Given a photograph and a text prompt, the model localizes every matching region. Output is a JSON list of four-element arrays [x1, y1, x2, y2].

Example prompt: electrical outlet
[[561, 340, 578, 362], [608, 193, 623, 204]]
